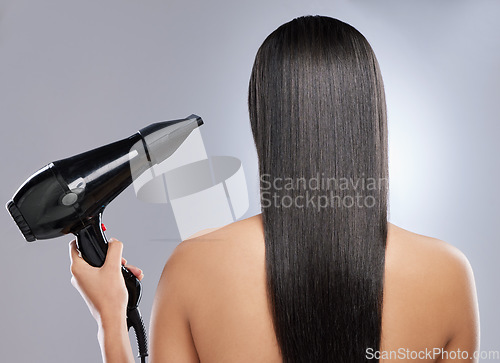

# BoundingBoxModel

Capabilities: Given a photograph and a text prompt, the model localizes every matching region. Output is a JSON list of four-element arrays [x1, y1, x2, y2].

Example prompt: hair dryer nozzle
[[138, 114, 203, 165], [195, 114, 204, 127]]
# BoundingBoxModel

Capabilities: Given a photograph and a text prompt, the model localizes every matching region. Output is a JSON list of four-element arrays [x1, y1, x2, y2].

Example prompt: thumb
[[104, 238, 124, 269], [69, 240, 85, 267]]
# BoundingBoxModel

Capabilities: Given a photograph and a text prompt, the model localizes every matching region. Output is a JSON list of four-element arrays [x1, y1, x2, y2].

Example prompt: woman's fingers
[[105, 238, 143, 280], [69, 240, 82, 264], [69, 240, 91, 276], [104, 238, 123, 268], [124, 264, 144, 281]]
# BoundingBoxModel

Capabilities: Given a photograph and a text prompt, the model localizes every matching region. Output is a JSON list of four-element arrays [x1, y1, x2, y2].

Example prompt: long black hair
[[248, 16, 388, 362]]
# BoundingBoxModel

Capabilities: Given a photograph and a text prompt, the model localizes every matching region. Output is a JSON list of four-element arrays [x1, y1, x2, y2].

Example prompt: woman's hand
[[69, 238, 144, 324]]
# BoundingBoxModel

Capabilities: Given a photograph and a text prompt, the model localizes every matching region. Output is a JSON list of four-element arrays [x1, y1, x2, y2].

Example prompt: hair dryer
[[6, 114, 203, 362]]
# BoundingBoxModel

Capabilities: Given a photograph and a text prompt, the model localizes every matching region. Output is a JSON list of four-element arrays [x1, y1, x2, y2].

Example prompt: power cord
[[127, 307, 148, 363]]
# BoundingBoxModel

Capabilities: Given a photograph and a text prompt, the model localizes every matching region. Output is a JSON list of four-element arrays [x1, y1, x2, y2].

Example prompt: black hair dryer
[[6, 114, 203, 362]]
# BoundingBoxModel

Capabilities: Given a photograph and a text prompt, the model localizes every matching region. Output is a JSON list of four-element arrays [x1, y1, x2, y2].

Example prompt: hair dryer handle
[[75, 215, 108, 268], [75, 214, 143, 309]]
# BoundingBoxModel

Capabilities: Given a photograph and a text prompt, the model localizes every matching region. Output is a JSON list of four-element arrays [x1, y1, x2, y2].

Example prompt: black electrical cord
[[127, 307, 148, 362]]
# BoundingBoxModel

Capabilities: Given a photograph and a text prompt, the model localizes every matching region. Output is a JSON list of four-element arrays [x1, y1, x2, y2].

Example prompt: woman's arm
[[69, 238, 143, 363], [97, 313, 135, 363], [149, 240, 201, 362], [148, 227, 224, 361], [69, 229, 216, 362], [438, 247, 480, 363]]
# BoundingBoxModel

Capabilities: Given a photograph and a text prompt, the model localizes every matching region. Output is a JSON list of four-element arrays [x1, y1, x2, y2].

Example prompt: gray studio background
[[1, 0, 498, 361]]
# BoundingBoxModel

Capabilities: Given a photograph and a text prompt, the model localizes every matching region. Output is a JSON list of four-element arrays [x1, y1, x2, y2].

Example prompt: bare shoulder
[[156, 214, 281, 362], [170, 214, 263, 262], [150, 219, 264, 363], [386, 222, 475, 283], [385, 223, 479, 350], [162, 214, 265, 291]]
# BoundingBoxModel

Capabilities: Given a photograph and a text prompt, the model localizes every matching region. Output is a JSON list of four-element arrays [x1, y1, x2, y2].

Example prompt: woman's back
[[149, 16, 479, 362], [150, 214, 479, 362]]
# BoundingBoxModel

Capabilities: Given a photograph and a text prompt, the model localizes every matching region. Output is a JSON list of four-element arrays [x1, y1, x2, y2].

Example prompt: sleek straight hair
[[248, 16, 389, 362]]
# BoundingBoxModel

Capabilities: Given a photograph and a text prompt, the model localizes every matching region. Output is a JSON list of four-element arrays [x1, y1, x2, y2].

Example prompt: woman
[[69, 15, 480, 362]]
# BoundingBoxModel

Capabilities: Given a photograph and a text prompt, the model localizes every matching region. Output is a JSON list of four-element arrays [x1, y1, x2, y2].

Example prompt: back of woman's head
[[248, 16, 388, 362]]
